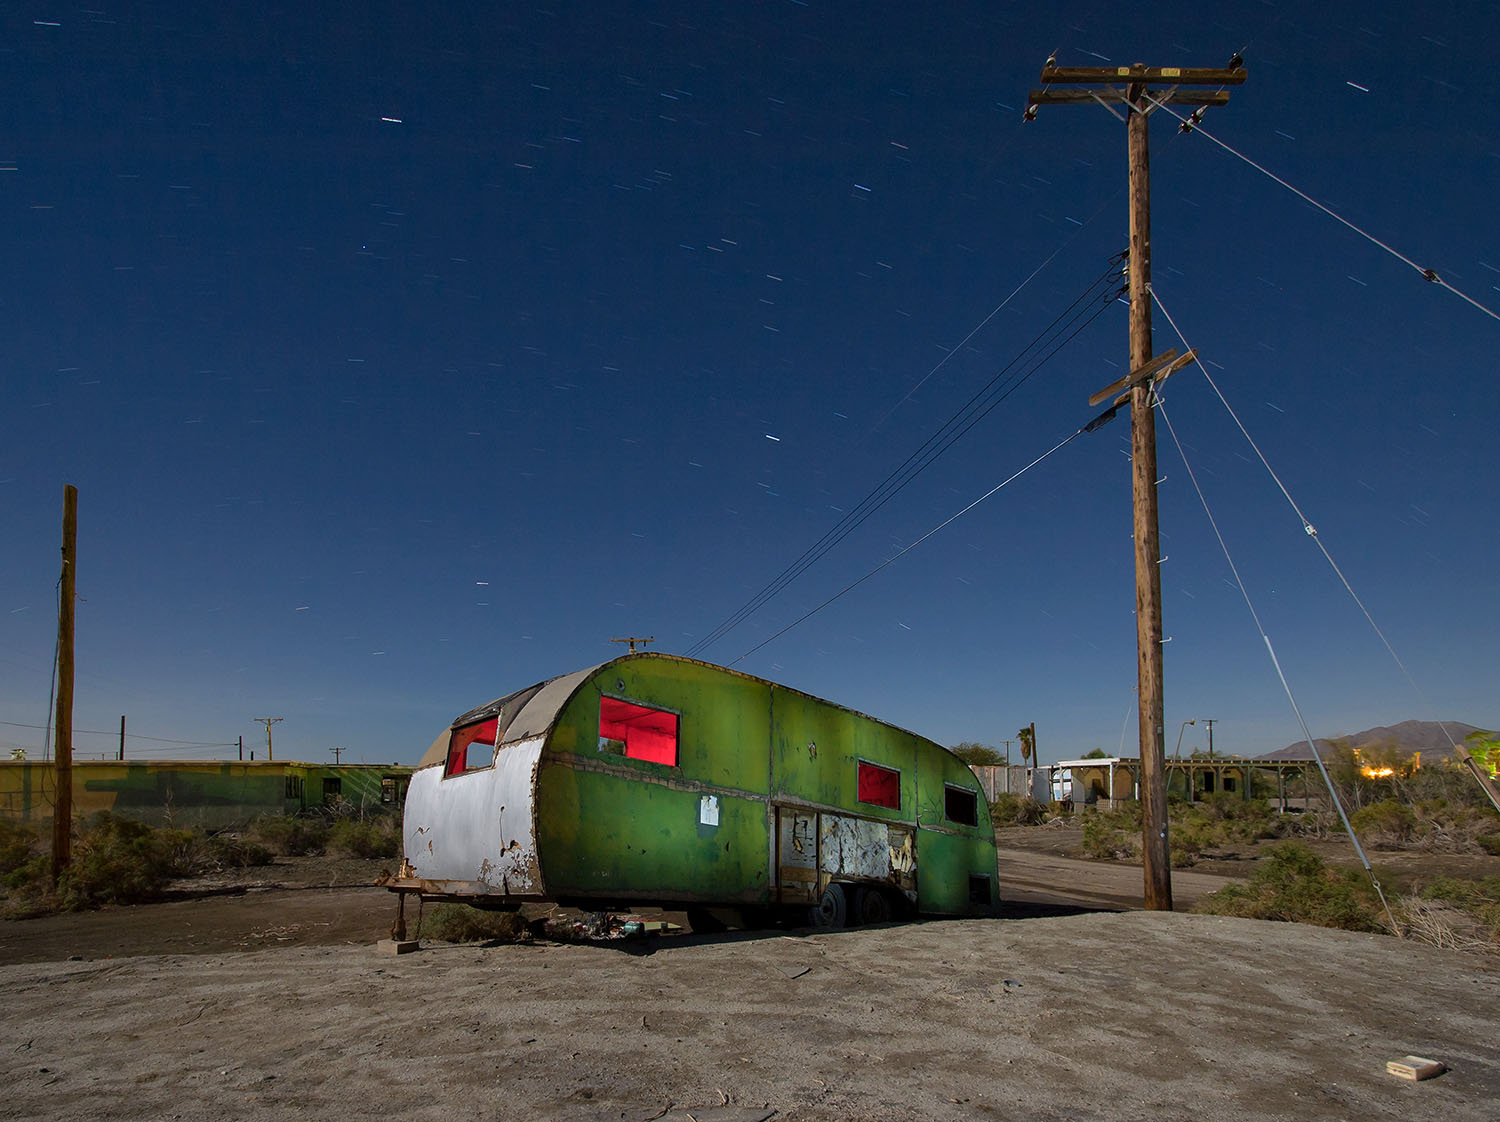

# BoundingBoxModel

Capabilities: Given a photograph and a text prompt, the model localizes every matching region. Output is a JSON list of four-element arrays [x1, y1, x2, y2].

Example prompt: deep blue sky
[[3, 2, 1496, 766]]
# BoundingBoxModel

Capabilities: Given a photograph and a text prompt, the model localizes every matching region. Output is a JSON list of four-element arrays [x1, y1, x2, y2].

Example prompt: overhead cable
[[689, 257, 1123, 658], [730, 419, 1101, 665], [1143, 93, 1500, 324], [1155, 398, 1397, 931]]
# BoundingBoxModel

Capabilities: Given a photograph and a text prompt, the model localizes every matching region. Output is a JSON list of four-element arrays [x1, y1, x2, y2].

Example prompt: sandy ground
[[3, 848, 1499, 1121], [3, 908, 1497, 1122]]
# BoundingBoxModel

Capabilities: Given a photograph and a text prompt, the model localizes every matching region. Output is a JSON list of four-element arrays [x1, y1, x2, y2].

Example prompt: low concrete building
[[1041, 756, 1311, 809], [0, 759, 412, 830]]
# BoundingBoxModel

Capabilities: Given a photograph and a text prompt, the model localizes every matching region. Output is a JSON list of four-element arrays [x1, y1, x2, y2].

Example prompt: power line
[[729, 422, 1097, 666], [863, 188, 1124, 441], [1143, 92, 1500, 324], [688, 256, 1124, 658], [0, 720, 235, 747], [1151, 285, 1476, 771], [1154, 398, 1396, 930]]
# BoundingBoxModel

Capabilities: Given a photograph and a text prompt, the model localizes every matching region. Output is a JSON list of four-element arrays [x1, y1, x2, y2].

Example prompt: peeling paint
[[404, 735, 544, 894]]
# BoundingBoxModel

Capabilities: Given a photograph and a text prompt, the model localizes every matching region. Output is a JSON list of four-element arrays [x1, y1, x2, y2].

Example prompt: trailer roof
[[416, 653, 950, 770], [417, 663, 605, 770]]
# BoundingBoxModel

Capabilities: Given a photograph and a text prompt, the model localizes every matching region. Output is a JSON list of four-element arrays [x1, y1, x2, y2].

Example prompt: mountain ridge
[[1255, 719, 1491, 761]]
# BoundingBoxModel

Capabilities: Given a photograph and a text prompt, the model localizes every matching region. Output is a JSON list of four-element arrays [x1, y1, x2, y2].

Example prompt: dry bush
[[248, 815, 330, 856], [419, 903, 530, 943], [327, 816, 401, 858], [1396, 897, 1498, 954], [1192, 842, 1386, 933]]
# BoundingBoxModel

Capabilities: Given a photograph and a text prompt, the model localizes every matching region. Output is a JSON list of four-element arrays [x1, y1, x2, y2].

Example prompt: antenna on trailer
[[610, 636, 655, 654]]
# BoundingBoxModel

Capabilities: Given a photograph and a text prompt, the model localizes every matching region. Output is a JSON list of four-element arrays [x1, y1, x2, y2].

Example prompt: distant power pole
[[610, 636, 655, 654], [118, 715, 126, 762], [254, 717, 283, 762], [330, 746, 344, 764], [1204, 718, 1217, 758], [1027, 56, 1247, 912], [52, 484, 78, 885]]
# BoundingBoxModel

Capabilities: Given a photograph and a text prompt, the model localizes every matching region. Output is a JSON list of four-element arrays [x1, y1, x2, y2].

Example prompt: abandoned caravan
[[389, 652, 998, 927]]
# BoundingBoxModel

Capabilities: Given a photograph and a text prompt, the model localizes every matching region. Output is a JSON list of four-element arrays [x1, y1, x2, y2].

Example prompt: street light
[[1174, 718, 1196, 759]]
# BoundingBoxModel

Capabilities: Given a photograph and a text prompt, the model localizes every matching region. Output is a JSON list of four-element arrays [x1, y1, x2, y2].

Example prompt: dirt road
[[0, 848, 1230, 965]]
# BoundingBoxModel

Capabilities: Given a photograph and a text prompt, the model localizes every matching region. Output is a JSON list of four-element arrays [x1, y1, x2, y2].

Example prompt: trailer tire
[[853, 885, 891, 925], [808, 883, 847, 928]]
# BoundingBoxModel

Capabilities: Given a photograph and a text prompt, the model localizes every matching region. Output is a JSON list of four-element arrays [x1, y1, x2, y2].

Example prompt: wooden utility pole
[[1028, 57, 1246, 911], [52, 484, 78, 885], [610, 636, 655, 654], [118, 715, 125, 761], [254, 716, 283, 761]]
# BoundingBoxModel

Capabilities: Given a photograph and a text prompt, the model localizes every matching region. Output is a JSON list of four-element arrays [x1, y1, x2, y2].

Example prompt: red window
[[445, 716, 499, 777], [857, 761, 900, 809], [599, 697, 679, 766]]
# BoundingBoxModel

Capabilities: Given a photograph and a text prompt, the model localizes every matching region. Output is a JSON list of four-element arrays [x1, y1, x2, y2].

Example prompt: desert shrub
[[419, 903, 530, 943], [989, 793, 1021, 823], [198, 834, 275, 869], [56, 813, 189, 910], [249, 815, 330, 856], [1081, 811, 1137, 861], [1013, 796, 1049, 826], [1409, 802, 1500, 854], [1396, 898, 1498, 953], [989, 794, 1050, 827], [1478, 834, 1500, 856], [1350, 799, 1418, 847], [327, 816, 401, 859], [1420, 876, 1500, 932], [0, 819, 41, 878], [1192, 841, 1385, 932], [1397, 876, 1500, 953]]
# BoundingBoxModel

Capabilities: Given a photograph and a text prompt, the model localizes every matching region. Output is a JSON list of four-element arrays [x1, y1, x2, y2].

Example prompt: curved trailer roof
[[416, 653, 942, 769]]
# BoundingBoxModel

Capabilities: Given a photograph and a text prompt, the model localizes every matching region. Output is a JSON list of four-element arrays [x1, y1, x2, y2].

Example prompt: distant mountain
[[1256, 720, 1488, 761]]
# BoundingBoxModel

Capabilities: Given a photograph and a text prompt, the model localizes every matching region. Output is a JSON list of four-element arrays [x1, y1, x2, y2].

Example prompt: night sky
[[3, 2, 1497, 766]]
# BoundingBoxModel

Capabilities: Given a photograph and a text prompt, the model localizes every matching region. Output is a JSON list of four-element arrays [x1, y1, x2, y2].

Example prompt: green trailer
[[392, 652, 998, 926]]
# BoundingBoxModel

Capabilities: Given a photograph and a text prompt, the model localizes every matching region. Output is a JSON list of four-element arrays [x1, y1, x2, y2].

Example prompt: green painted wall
[[770, 685, 919, 821], [530, 654, 998, 913], [537, 659, 773, 902], [0, 760, 412, 830]]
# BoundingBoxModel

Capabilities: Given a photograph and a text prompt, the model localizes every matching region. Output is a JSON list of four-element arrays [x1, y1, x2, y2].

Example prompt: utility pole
[[330, 745, 344, 764], [238, 735, 244, 762], [254, 717, 283, 762], [1204, 718, 1217, 758], [610, 636, 655, 654], [1027, 56, 1246, 911], [52, 484, 78, 885], [118, 715, 125, 761], [1002, 739, 1014, 767]]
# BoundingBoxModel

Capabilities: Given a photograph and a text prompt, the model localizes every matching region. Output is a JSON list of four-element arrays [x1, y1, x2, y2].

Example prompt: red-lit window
[[857, 761, 900, 809], [445, 716, 499, 777], [599, 697, 679, 766]]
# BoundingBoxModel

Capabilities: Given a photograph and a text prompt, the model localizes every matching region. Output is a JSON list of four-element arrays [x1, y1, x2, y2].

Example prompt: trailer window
[[857, 761, 900, 809], [944, 784, 979, 826], [599, 697, 678, 766], [445, 716, 499, 776]]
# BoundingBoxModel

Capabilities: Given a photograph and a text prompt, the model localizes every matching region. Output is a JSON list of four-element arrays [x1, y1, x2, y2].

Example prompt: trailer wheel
[[808, 883, 847, 928], [853, 885, 891, 925]]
